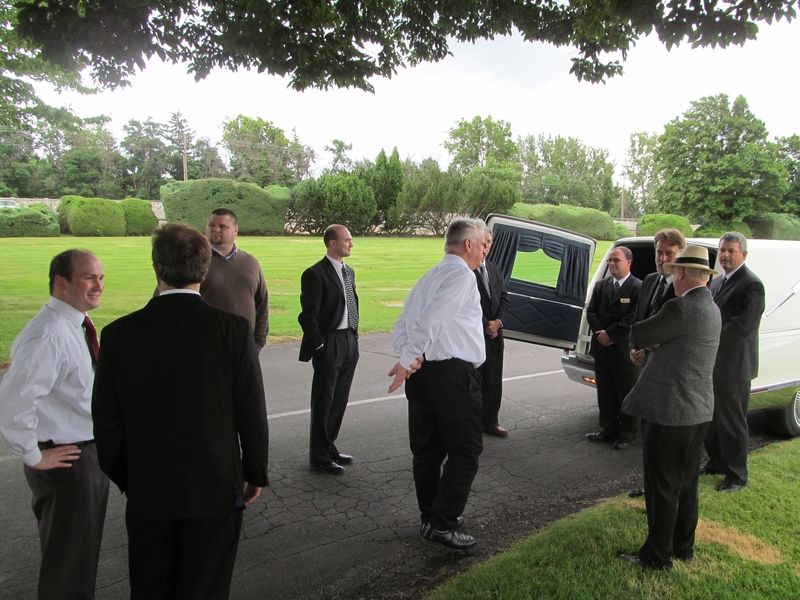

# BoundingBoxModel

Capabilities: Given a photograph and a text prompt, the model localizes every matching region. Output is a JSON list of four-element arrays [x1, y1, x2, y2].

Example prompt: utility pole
[[183, 134, 189, 181]]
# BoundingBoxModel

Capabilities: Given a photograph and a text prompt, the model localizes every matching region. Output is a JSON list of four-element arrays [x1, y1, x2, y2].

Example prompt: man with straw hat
[[619, 245, 721, 570]]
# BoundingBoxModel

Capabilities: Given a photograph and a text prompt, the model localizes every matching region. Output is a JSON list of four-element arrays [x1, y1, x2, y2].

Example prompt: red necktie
[[82, 316, 100, 365]]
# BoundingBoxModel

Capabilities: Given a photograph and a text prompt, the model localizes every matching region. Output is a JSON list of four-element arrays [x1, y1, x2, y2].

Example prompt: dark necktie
[[714, 276, 728, 300], [479, 265, 491, 299], [648, 276, 667, 318], [613, 280, 620, 296], [341, 265, 359, 331], [82, 315, 100, 365]]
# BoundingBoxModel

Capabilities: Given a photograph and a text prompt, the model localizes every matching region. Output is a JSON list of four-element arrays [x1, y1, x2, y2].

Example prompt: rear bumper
[[561, 351, 799, 413], [560, 352, 596, 387]]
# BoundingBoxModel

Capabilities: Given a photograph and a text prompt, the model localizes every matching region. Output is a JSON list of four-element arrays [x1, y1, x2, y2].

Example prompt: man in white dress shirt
[[389, 218, 486, 551], [0, 249, 110, 599]]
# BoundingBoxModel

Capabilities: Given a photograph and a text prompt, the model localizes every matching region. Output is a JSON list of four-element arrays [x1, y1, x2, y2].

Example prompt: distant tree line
[[2, 94, 798, 236]]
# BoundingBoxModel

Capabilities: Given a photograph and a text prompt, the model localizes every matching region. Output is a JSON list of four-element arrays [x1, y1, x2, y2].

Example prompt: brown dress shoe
[[482, 424, 509, 438]]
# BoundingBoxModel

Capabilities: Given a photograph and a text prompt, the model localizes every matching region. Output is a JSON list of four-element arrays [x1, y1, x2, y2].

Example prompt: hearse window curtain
[[486, 225, 519, 282]]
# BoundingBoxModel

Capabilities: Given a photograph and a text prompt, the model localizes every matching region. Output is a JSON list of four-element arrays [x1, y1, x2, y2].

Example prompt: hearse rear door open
[[485, 214, 596, 351]]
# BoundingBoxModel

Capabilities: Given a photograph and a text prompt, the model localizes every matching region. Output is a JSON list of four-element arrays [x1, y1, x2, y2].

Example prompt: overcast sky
[[36, 17, 800, 181]]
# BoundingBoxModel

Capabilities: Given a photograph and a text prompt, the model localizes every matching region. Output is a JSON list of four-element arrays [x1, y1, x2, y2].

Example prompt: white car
[[0, 199, 20, 209], [486, 213, 800, 438]]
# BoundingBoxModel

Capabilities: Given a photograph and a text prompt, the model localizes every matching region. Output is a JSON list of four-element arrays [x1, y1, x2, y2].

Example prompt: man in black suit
[[630, 229, 686, 367], [475, 228, 511, 437], [586, 246, 641, 449], [92, 223, 270, 600], [703, 232, 765, 492], [299, 224, 359, 475]]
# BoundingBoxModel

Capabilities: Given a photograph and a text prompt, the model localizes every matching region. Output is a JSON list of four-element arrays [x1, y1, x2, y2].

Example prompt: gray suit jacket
[[622, 286, 721, 426]]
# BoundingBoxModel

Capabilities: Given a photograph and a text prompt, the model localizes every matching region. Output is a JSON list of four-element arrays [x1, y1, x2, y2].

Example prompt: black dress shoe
[[421, 526, 477, 550], [482, 424, 509, 438], [716, 480, 745, 492], [311, 462, 345, 475], [332, 453, 354, 465], [612, 435, 635, 449], [586, 430, 615, 442], [628, 489, 645, 498]]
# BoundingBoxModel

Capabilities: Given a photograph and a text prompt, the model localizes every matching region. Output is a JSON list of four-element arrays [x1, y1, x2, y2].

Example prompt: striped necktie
[[479, 265, 491, 299]]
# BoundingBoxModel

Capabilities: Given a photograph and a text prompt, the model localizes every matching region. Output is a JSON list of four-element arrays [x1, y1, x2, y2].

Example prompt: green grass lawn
[[0, 237, 612, 364], [428, 437, 800, 599]]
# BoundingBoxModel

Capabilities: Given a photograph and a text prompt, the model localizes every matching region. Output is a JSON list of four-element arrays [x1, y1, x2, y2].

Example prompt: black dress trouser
[[309, 328, 359, 466], [406, 358, 483, 531], [639, 419, 709, 569]]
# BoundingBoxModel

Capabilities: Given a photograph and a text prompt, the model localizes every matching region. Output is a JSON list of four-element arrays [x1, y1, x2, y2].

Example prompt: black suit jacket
[[634, 272, 677, 323], [710, 264, 765, 382], [298, 257, 359, 362], [631, 272, 677, 350], [475, 260, 511, 350], [92, 294, 270, 519], [586, 275, 642, 362]]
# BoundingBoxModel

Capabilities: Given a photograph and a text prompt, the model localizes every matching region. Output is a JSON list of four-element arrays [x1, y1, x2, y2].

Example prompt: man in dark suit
[[586, 246, 642, 449], [631, 229, 686, 333], [475, 227, 511, 437], [92, 223, 270, 599], [620, 245, 721, 570], [703, 232, 765, 492], [299, 224, 359, 475]]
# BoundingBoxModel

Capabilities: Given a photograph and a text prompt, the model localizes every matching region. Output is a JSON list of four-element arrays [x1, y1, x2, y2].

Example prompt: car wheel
[[767, 389, 800, 438]]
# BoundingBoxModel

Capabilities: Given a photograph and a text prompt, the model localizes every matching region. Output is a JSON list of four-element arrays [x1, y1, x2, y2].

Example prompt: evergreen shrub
[[58, 196, 126, 236], [508, 203, 615, 240], [160, 179, 290, 234], [694, 220, 753, 239], [57, 195, 81, 233], [635, 214, 693, 237], [0, 205, 60, 237], [745, 213, 800, 240], [120, 198, 159, 235], [612, 222, 633, 240]]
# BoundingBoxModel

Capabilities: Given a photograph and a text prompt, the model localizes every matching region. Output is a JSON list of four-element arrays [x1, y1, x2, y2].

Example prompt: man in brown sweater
[[202, 208, 269, 351]]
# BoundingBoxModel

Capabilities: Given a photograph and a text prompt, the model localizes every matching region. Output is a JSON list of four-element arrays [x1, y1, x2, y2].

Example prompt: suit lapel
[[322, 258, 345, 297], [713, 265, 745, 303]]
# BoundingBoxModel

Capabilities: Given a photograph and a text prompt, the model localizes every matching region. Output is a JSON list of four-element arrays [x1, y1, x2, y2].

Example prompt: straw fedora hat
[[663, 244, 718, 275]]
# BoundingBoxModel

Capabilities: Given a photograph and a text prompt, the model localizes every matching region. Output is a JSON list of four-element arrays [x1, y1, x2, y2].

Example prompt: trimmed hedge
[[745, 213, 800, 240], [57, 196, 126, 237], [612, 222, 633, 240], [120, 198, 158, 235], [507, 203, 615, 240], [0, 204, 60, 237], [635, 214, 693, 237], [694, 220, 753, 239], [160, 179, 290, 234]]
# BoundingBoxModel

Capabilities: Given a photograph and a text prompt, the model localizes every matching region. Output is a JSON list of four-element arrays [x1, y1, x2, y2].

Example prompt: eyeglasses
[[606, 258, 626, 263]]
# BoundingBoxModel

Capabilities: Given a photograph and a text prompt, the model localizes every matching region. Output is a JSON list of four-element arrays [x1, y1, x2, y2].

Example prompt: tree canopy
[[13, 0, 796, 92], [655, 93, 789, 221], [519, 134, 619, 214], [1, 5, 90, 129], [445, 115, 520, 175]]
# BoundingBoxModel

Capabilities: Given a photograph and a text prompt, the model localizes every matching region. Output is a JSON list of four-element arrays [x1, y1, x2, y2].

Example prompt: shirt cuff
[[22, 447, 43, 467]]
